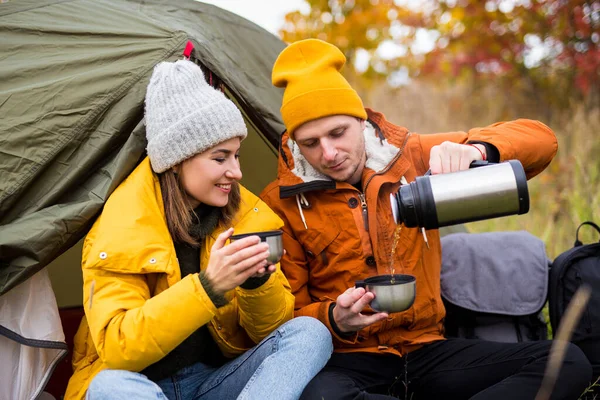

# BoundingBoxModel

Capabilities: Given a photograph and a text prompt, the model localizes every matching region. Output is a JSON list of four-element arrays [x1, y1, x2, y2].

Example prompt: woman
[[64, 60, 332, 400]]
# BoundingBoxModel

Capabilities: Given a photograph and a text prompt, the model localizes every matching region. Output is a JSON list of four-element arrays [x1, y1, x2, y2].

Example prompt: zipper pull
[[421, 228, 429, 249], [358, 193, 369, 232]]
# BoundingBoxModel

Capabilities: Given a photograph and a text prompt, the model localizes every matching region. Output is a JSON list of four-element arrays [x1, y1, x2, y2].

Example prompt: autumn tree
[[280, 0, 599, 110]]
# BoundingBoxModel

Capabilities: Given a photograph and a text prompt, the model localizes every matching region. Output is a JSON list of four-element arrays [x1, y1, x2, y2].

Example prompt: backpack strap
[[575, 221, 600, 247], [513, 317, 523, 342]]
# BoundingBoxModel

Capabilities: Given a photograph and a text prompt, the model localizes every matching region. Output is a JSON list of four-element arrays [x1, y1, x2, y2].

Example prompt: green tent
[[0, 0, 287, 295], [0, 1, 288, 398]]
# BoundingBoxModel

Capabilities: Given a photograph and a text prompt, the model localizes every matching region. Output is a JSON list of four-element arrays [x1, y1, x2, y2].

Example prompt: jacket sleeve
[[82, 248, 218, 372], [418, 119, 558, 179], [235, 267, 295, 344], [260, 188, 358, 345]]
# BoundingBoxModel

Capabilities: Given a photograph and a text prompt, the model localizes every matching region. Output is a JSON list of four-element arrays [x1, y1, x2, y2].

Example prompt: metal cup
[[229, 230, 283, 264], [355, 274, 416, 313]]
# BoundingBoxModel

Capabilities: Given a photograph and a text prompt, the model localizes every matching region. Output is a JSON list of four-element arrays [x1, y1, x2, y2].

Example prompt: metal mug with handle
[[355, 274, 416, 313]]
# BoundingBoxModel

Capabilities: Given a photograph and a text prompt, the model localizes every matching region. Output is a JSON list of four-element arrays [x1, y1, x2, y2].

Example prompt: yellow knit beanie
[[272, 39, 367, 138]]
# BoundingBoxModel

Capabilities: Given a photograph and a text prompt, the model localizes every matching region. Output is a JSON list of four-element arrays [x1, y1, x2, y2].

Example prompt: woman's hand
[[203, 228, 270, 295], [248, 249, 286, 279], [248, 264, 277, 279]]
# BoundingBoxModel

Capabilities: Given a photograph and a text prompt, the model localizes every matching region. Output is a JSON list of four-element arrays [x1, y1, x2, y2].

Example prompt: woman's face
[[177, 137, 242, 208]]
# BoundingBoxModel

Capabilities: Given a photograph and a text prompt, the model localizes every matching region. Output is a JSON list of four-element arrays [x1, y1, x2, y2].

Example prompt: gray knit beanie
[[145, 60, 248, 173]]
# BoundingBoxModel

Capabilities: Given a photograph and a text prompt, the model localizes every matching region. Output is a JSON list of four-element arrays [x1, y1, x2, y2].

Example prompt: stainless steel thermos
[[389, 160, 529, 229]]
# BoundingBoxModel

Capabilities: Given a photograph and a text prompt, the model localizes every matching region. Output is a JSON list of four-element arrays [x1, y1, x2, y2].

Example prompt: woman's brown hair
[[158, 168, 241, 246]]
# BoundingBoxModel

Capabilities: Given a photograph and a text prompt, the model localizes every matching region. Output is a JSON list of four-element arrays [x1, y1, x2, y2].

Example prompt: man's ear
[[359, 118, 366, 130]]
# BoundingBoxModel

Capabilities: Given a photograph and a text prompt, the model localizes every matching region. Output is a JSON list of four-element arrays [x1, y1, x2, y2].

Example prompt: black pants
[[300, 339, 592, 400]]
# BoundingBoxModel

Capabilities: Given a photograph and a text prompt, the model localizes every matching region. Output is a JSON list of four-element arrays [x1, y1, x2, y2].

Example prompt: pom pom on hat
[[145, 60, 247, 173], [272, 39, 367, 138]]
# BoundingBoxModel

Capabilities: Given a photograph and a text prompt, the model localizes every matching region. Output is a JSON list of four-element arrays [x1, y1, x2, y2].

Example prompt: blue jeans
[[87, 317, 332, 400]]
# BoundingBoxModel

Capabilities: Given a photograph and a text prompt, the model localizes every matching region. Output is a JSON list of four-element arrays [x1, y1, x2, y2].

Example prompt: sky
[[198, 0, 309, 36]]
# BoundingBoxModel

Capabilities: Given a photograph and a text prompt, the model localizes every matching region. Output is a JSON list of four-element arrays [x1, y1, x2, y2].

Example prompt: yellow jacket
[[65, 158, 294, 400]]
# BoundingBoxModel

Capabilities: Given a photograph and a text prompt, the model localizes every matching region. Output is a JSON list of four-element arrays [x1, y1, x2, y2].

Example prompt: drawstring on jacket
[[296, 193, 310, 229], [422, 227, 429, 249]]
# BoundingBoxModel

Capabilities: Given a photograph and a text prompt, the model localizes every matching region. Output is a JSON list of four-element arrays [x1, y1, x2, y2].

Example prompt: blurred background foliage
[[278, 0, 599, 259]]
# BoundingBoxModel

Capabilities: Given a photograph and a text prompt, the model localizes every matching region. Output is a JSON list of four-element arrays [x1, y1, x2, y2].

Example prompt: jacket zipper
[[358, 193, 369, 232], [358, 132, 411, 233]]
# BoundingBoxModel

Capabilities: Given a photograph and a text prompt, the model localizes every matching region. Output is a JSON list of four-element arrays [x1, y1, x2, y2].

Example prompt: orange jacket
[[260, 109, 557, 357]]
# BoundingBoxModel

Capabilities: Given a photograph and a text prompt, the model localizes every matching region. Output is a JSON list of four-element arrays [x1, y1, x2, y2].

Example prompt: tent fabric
[[0, 269, 67, 400], [0, 0, 286, 295], [441, 231, 549, 315], [0, 1, 287, 398]]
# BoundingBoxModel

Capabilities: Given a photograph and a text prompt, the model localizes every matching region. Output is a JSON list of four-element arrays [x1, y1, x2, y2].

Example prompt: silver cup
[[355, 274, 416, 313], [229, 230, 284, 265]]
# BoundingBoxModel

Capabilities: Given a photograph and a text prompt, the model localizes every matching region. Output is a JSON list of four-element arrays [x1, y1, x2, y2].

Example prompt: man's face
[[293, 115, 366, 185]]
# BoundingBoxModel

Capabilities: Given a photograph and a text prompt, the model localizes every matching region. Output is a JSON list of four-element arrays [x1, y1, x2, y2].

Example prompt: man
[[260, 38, 592, 399]]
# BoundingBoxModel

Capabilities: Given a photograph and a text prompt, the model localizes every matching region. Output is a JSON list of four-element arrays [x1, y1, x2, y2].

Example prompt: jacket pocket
[[302, 228, 341, 261]]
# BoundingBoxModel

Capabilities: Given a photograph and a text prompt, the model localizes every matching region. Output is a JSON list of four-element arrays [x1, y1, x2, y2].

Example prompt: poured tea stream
[[356, 225, 416, 313], [389, 225, 402, 284]]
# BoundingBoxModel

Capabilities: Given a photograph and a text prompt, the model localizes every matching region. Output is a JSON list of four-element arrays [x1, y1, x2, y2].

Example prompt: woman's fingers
[[212, 228, 234, 251], [253, 264, 277, 278], [228, 242, 269, 266], [222, 235, 263, 256], [234, 250, 270, 273]]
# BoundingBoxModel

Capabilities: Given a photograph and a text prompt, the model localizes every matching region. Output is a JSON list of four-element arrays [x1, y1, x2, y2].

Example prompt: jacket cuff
[[198, 271, 228, 308], [468, 141, 500, 163], [328, 303, 355, 338], [239, 274, 271, 290], [324, 301, 358, 345]]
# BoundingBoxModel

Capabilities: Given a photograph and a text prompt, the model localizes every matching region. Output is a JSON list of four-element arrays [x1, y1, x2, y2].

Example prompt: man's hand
[[429, 142, 486, 175], [332, 287, 389, 333]]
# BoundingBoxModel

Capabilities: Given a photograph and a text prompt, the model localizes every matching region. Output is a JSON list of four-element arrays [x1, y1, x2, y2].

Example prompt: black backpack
[[441, 231, 549, 343], [549, 221, 600, 379], [443, 301, 548, 342]]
